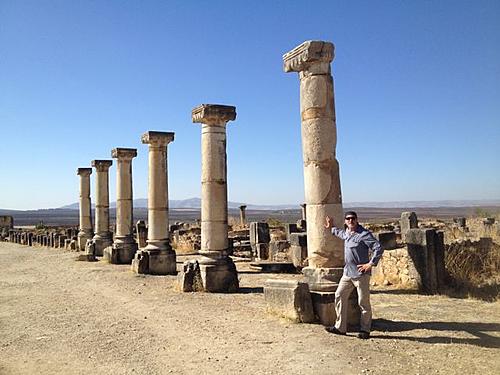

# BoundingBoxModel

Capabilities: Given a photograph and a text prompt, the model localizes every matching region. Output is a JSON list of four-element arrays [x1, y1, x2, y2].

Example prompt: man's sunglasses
[[345, 217, 357, 221]]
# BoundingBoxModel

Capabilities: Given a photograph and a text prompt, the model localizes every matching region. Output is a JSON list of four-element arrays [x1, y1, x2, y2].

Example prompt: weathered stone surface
[[199, 257, 239, 293], [77, 168, 94, 251], [249, 222, 270, 246], [91, 160, 113, 256], [400, 212, 418, 242], [178, 260, 204, 292], [376, 231, 397, 250], [264, 279, 314, 323], [109, 147, 138, 264], [132, 131, 176, 275], [192, 104, 238, 292], [136, 220, 147, 248], [405, 228, 446, 294]]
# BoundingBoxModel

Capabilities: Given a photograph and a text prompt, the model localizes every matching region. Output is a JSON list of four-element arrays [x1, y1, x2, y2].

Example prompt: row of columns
[[75, 40, 343, 296]]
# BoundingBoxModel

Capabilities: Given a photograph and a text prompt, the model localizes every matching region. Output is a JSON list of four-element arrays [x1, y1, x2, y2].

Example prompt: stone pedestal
[[91, 160, 113, 256], [104, 148, 138, 264], [132, 131, 177, 275], [77, 168, 94, 251], [284, 40, 345, 323], [191, 104, 239, 292]]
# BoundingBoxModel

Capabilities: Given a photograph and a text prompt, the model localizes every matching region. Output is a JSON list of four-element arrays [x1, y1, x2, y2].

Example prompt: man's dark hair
[[344, 211, 358, 219]]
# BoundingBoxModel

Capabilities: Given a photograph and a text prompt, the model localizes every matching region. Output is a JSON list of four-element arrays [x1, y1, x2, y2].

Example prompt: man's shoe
[[357, 331, 370, 339], [325, 326, 346, 335]]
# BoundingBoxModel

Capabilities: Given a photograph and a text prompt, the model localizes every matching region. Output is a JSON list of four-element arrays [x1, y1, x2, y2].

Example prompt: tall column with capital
[[91, 160, 113, 256], [77, 168, 93, 251], [104, 148, 138, 264], [284, 41, 345, 324], [131, 131, 176, 275], [191, 104, 239, 292]]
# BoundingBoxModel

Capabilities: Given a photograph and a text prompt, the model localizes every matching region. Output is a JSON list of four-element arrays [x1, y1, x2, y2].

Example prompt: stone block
[[284, 223, 299, 241], [132, 249, 177, 275], [199, 258, 239, 293], [255, 243, 269, 260], [178, 260, 204, 292], [406, 228, 438, 293], [289, 232, 307, 247], [400, 212, 418, 242], [264, 279, 314, 323], [376, 231, 397, 250], [269, 240, 290, 260], [290, 244, 308, 270], [249, 222, 270, 246]]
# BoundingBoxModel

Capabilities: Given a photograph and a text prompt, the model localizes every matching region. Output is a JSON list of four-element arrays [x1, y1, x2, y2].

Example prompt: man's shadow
[[371, 318, 500, 348]]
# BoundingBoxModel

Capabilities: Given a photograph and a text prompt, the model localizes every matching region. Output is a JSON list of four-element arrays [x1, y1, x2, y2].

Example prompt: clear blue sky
[[1, 0, 499, 210]]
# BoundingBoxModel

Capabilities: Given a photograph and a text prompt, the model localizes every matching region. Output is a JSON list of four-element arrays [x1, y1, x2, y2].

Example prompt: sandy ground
[[0, 242, 499, 375]]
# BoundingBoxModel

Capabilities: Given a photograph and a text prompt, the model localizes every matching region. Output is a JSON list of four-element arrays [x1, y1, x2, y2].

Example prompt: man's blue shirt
[[331, 225, 384, 278]]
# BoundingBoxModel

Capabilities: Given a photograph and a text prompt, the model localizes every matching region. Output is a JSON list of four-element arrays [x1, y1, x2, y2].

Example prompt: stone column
[[300, 203, 307, 221], [91, 160, 113, 256], [77, 167, 94, 251], [131, 131, 176, 275], [284, 40, 345, 324], [104, 148, 138, 264], [191, 104, 239, 292], [239, 205, 247, 227]]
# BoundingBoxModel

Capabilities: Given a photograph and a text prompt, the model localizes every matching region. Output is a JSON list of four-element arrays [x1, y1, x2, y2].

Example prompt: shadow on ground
[[372, 318, 500, 348]]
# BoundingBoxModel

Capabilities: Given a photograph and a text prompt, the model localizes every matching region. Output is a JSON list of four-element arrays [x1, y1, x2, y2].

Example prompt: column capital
[[77, 167, 92, 176], [192, 104, 236, 125], [111, 147, 137, 160], [283, 40, 334, 73], [91, 160, 113, 172], [239, 205, 247, 210], [141, 131, 175, 146]]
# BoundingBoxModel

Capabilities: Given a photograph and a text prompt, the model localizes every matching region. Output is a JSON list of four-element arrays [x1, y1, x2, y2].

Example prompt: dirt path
[[0, 242, 498, 375]]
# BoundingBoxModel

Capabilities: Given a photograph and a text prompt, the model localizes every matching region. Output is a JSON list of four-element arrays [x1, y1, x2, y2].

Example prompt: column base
[[104, 240, 138, 264], [198, 255, 239, 293], [302, 266, 343, 292], [77, 230, 93, 252], [131, 244, 177, 275], [92, 233, 113, 256]]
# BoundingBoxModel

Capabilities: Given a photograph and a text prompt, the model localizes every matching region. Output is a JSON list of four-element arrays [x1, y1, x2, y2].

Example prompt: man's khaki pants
[[334, 274, 372, 333]]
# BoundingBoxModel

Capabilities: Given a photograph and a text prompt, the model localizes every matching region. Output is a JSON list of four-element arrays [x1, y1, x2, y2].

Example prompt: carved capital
[[192, 104, 236, 125], [141, 131, 175, 147], [111, 148, 137, 160], [91, 160, 113, 172], [77, 167, 92, 177], [283, 40, 334, 73]]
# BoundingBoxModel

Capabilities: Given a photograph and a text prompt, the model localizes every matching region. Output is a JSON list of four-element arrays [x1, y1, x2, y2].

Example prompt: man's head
[[344, 211, 358, 231]]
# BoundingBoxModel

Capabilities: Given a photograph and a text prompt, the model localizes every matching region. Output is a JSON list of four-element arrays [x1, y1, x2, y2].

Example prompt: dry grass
[[445, 241, 500, 301]]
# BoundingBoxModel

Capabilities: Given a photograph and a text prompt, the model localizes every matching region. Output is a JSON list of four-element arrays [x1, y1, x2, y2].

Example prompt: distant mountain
[[59, 198, 298, 210], [59, 198, 500, 211]]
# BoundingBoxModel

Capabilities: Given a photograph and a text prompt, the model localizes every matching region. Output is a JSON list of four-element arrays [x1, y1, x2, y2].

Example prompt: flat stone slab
[[249, 261, 296, 273]]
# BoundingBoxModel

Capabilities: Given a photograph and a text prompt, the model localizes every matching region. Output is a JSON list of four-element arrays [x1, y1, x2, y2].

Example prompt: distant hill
[[59, 198, 298, 210], [59, 198, 500, 211]]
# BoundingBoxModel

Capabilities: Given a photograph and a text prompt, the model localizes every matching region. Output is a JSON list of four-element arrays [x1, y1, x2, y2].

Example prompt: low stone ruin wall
[[371, 248, 420, 289]]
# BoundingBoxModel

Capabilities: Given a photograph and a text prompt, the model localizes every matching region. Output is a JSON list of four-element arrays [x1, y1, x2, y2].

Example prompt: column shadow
[[371, 318, 500, 348]]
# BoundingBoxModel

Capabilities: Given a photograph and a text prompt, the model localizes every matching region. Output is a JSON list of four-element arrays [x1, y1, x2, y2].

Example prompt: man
[[324, 211, 383, 339]]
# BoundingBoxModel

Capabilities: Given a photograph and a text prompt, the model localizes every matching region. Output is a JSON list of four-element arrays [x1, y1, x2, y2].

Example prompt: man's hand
[[324, 215, 333, 229], [357, 263, 372, 273]]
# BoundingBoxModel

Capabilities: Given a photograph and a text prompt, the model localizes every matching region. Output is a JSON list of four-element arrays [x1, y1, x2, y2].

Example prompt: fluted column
[[91, 160, 113, 256], [192, 104, 239, 292], [284, 41, 344, 295], [77, 167, 93, 251], [105, 148, 138, 264], [131, 131, 176, 275]]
